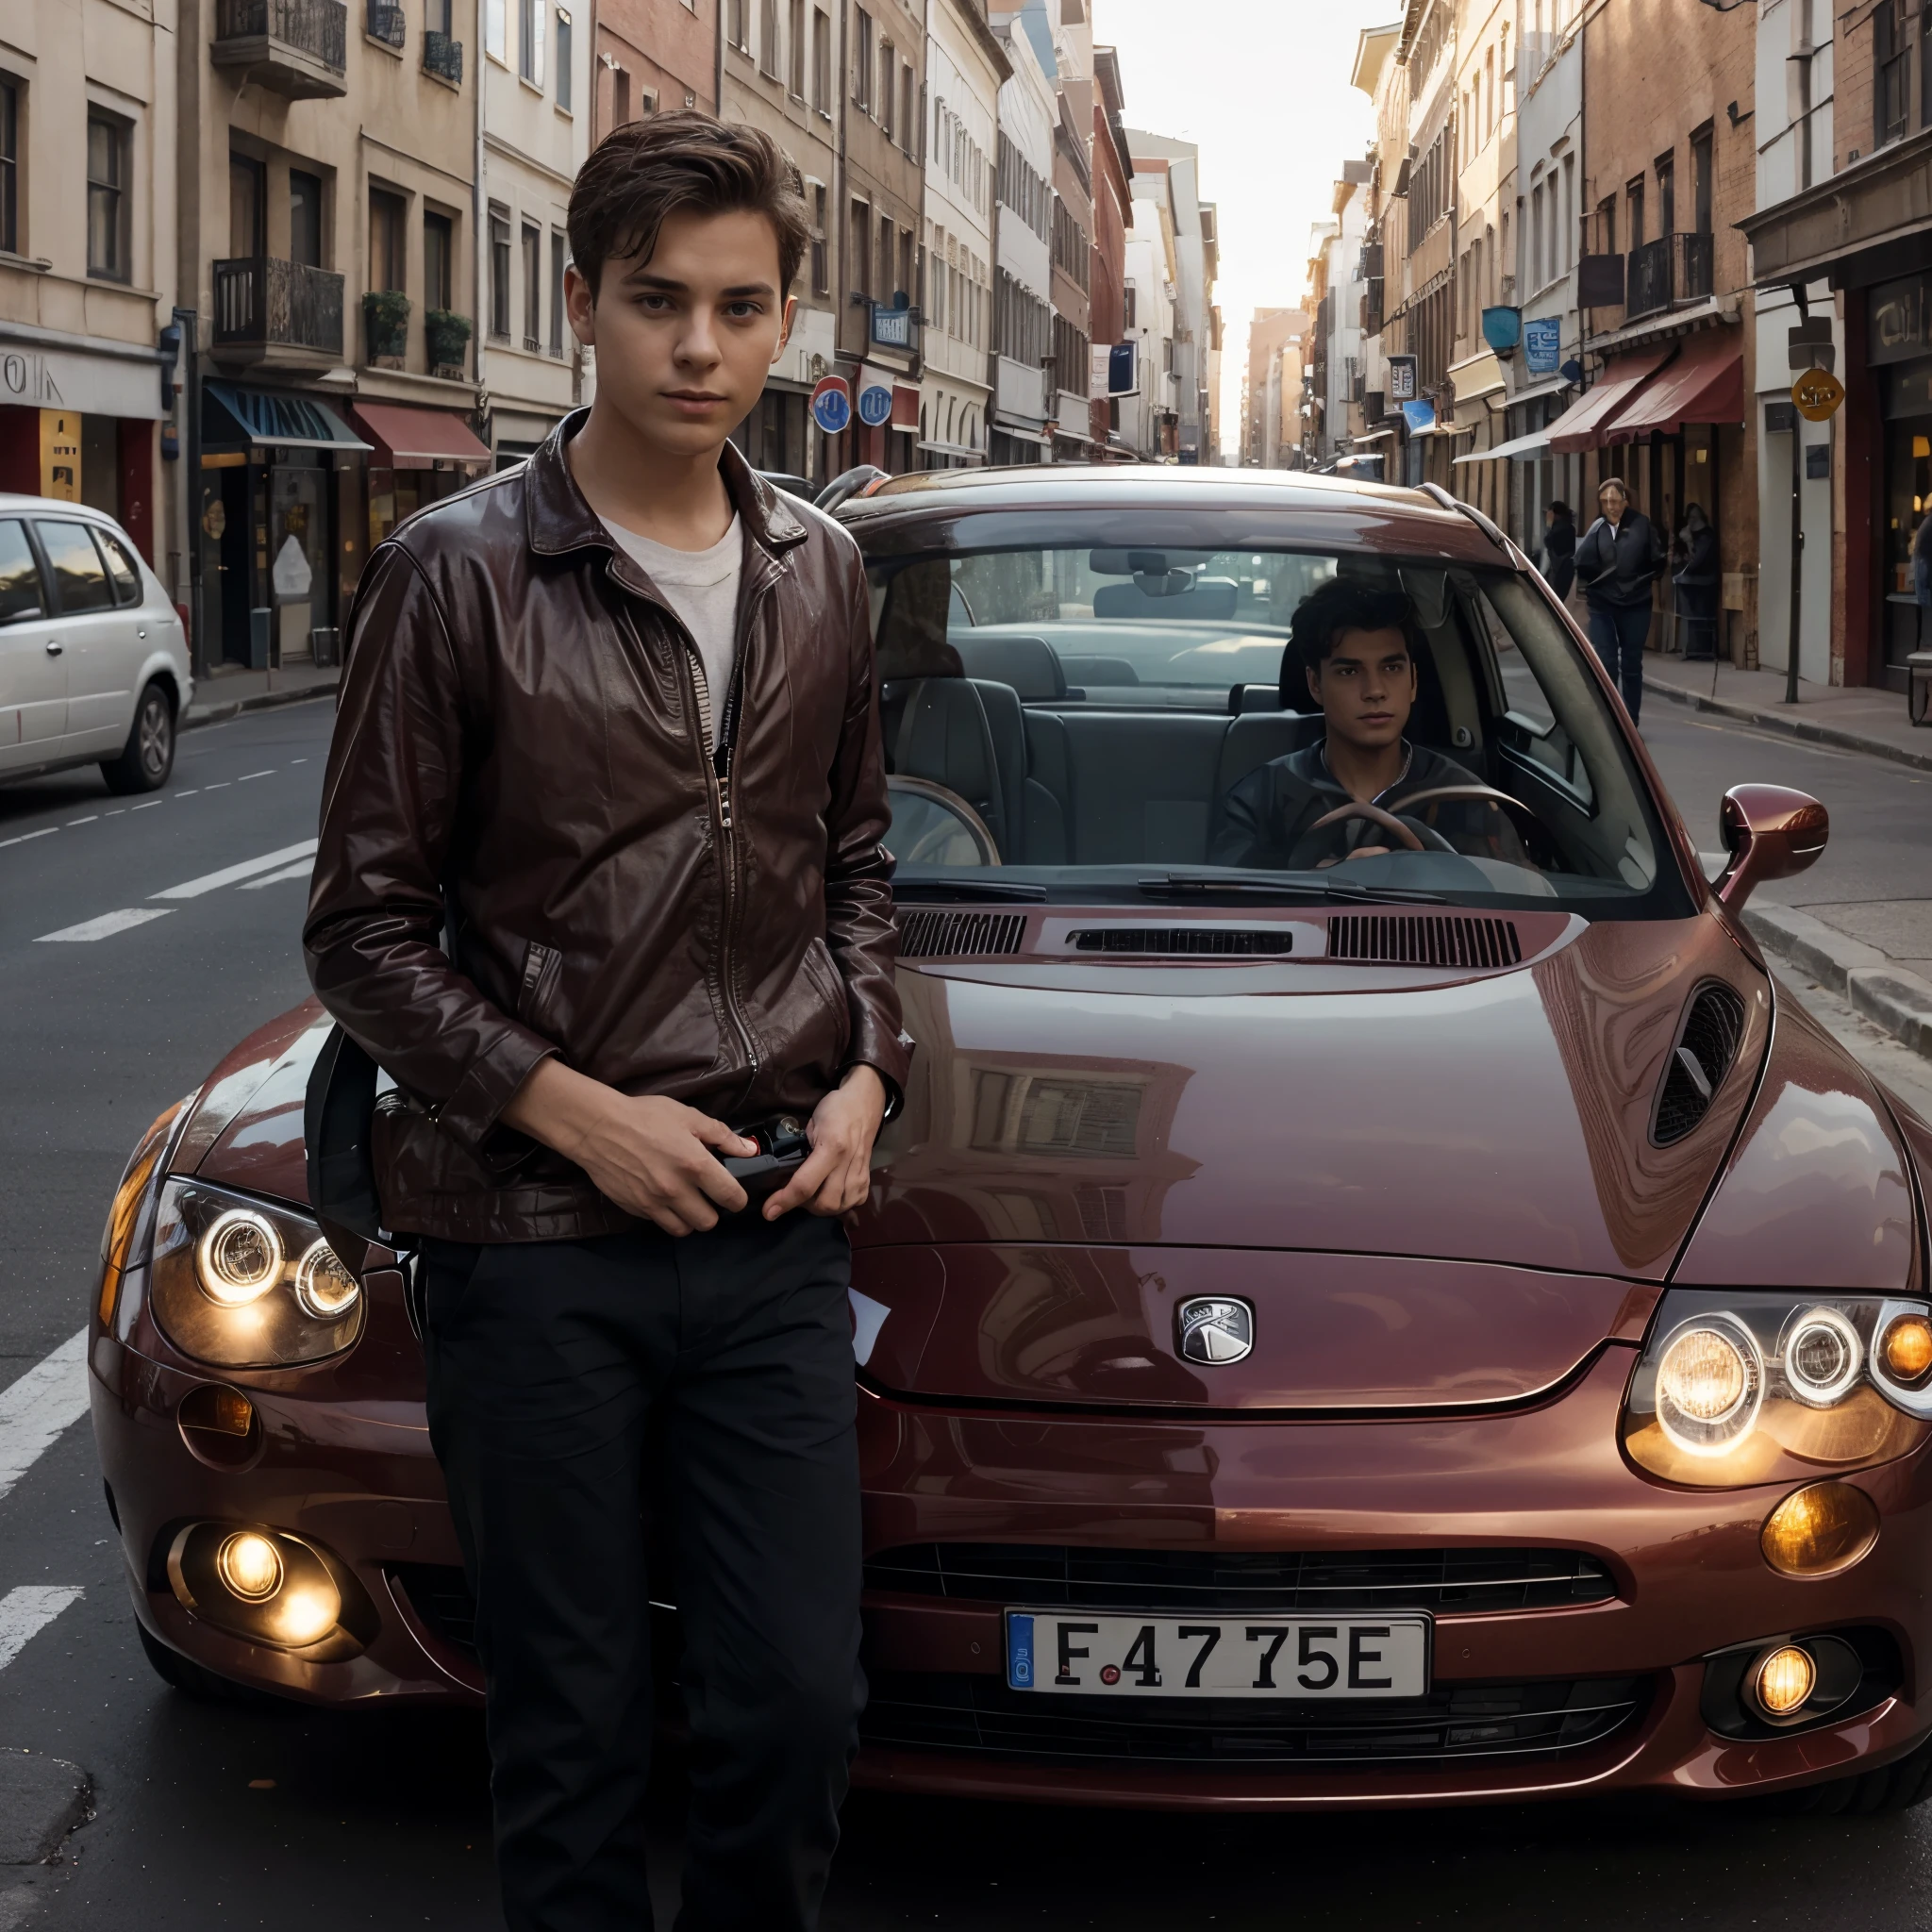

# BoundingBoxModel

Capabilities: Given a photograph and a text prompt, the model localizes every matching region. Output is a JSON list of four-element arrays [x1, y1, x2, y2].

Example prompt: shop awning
[[1547, 349, 1673, 454], [1599, 329, 1744, 441], [1349, 428, 1396, 443], [348, 401, 492, 470], [203, 381, 371, 452], [918, 440, 986, 461], [1452, 427, 1554, 464]]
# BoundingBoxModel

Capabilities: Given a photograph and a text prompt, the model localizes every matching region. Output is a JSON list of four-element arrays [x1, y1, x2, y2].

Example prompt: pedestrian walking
[[1673, 503, 1720, 661], [1574, 475, 1664, 723], [303, 112, 908, 1932], [1540, 500, 1577, 602], [1914, 505, 1932, 644]]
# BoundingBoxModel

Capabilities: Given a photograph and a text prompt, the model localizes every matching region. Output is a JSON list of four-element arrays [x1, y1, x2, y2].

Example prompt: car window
[[35, 520, 115, 616], [94, 529, 142, 606], [0, 520, 43, 624]]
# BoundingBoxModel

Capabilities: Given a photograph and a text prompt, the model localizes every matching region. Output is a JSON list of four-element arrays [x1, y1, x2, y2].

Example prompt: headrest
[[951, 634, 1067, 700]]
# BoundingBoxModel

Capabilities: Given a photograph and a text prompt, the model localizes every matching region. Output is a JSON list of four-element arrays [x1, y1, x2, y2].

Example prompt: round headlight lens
[[216, 1530, 284, 1603], [1656, 1318, 1762, 1454], [1881, 1313, 1932, 1386], [293, 1241, 360, 1320], [1751, 1643, 1817, 1718], [1783, 1307, 1863, 1406], [195, 1209, 284, 1307], [1762, 1481, 1881, 1577]]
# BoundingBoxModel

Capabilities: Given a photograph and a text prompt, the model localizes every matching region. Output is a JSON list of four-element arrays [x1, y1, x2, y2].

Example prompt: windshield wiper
[[1140, 872, 1448, 905], [892, 877, 1050, 903]]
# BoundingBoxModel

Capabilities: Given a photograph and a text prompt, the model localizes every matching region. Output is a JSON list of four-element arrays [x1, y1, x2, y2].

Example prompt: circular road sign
[[857, 381, 893, 428], [1791, 367, 1846, 422], [810, 375, 851, 435]]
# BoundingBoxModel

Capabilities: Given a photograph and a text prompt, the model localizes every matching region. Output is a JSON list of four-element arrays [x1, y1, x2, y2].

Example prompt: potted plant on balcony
[[425, 308, 473, 381], [364, 289, 409, 368]]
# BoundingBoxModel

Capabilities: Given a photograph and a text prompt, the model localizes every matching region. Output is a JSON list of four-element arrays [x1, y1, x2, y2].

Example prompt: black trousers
[[421, 1211, 862, 1932], [1587, 599, 1652, 723]]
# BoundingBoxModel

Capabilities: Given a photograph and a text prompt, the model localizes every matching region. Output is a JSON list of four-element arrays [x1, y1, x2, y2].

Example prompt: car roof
[[0, 494, 125, 528], [835, 463, 1510, 564]]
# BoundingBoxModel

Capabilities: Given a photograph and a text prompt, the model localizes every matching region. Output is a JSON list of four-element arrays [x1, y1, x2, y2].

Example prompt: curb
[[1642, 673, 1932, 778], [182, 680, 339, 732], [1744, 901, 1932, 1061]]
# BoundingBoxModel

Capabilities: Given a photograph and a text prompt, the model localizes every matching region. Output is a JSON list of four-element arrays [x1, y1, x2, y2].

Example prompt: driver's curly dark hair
[[1285, 577, 1424, 705]]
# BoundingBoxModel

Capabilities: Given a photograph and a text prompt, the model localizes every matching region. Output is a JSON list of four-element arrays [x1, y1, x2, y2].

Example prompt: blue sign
[[1524, 317, 1562, 376], [871, 302, 913, 348], [809, 376, 851, 435], [1108, 341, 1138, 396], [1400, 398, 1436, 434], [1008, 1614, 1036, 1690], [1481, 305, 1523, 353], [857, 382, 893, 428]]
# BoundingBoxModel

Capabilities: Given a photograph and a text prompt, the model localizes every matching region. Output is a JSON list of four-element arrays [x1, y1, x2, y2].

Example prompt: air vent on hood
[[1328, 913, 1523, 969], [1070, 927, 1293, 956], [1651, 981, 1747, 1147], [897, 908, 1028, 959]]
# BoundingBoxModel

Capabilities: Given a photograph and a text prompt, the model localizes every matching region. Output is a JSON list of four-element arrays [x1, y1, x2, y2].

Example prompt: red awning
[[348, 401, 493, 471], [1547, 349, 1674, 454], [1600, 329, 1745, 441]]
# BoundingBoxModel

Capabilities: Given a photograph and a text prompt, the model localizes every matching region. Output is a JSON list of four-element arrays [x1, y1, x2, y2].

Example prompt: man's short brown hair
[[567, 111, 809, 298]]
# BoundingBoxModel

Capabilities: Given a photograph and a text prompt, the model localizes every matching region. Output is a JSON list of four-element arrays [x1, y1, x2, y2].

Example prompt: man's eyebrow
[[622, 270, 688, 291]]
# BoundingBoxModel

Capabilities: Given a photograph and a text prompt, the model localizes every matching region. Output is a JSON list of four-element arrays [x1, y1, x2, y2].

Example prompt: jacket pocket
[[515, 940, 564, 1038]]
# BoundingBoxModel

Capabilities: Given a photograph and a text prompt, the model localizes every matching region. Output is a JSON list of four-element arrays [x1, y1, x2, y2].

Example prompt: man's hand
[[761, 1064, 888, 1222], [502, 1059, 757, 1236]]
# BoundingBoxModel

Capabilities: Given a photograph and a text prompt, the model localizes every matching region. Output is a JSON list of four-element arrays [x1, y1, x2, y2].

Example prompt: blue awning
[[203, 381, 371, 452]]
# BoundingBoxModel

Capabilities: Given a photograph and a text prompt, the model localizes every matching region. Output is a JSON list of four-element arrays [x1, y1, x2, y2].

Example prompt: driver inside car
[[1210, 577, 1527, 872]]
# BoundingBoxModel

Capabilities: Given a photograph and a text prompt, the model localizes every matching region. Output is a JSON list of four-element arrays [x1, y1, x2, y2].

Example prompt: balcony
[[211, 0, 347, 96], [212, 256, 345, 364], [1625, 231, 1717, 320], [366, 0, 405, 44], [423, 28, 462, 82]]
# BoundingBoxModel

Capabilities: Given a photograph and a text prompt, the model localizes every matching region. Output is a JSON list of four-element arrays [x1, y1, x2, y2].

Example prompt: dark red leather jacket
[[303, 415, 908, 1241]]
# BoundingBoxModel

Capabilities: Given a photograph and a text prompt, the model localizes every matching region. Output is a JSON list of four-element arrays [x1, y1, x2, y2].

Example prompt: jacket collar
[[524, 407, 811, 575]]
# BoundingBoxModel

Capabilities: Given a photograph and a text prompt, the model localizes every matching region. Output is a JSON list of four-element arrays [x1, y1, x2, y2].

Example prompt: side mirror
[[1714, 784, 1828, 911]]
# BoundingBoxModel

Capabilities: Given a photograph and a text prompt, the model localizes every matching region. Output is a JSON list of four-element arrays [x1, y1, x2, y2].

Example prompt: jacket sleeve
[[821, 546, 912, 1114], [303, 543, 558, 1154], [1573, 521, 1604, 583]]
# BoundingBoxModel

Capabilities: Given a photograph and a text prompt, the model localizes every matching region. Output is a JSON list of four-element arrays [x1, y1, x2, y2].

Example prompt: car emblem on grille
[[1176, 1296, 1255, 1365]]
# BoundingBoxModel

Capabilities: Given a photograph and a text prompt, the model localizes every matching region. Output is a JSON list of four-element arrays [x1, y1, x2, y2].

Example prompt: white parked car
[[0, 493, 194, 793]]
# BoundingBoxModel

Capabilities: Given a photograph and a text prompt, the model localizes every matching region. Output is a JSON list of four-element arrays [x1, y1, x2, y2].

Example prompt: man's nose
[[676, 313, 724, 366]]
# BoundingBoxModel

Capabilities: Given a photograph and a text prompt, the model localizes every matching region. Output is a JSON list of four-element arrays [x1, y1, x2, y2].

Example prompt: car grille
[[896, 909, 1029, 958], [864, 1545, 1619, 1615], [389, 1564, 477, 1658], [1068, 926, 1295, 956], [859, 1671, 1649, 1769], [1327, 913, 1522, 969]]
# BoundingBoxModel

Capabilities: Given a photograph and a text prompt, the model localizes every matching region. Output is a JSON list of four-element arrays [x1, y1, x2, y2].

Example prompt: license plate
[[1006, 1610, 1430, 1699]]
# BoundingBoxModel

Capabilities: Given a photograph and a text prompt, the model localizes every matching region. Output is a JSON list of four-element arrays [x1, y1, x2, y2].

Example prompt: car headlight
[[1622, 1291, 1932, 1486], [150, 1178, 364, 1369]]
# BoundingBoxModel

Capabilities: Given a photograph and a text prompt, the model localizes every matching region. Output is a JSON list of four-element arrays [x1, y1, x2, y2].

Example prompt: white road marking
[[238, 858, 313, 891], [36, 908, 175, 943], [237, 769, 275, 782], [291, 758, 308, 764], [0, 828, 58, 850], [66, 817, 98, 827], [150, 839, 318, 901], [0, 1588, 85, 1674], [174, 789, 198, 797], [0, 1330, 89, 1507], [203, 781, 229, 791], [132, 799, 161, 809]]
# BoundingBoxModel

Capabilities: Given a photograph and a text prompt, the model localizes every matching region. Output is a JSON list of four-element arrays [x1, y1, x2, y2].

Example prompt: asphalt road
[[8, 691, 1932, 1931]]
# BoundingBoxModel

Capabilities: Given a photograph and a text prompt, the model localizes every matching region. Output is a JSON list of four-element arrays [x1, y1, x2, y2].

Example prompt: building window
[[486, 0, 506, 62], [549, 229, 566, 354], [0, 79, 18, 258], [522, 222, 541, 348], [1562, 156, 1575, 269], [610, 66, 630, 125], [759, 0, 778, 76], [729, 0, 748, 53], [556, 8, 572, 108], [849, 198, 870, 299], [1655, 149, 1674, 239], [1123, 281, 1136, 330], [425, 208, 454, 308], [86, 112, 129, 282], [290, 167, 324, 267], [229, 151, 265, 257], [519, 0, 543, 85], [879, 41, 894, 138], [876, 212, 892, 302], [1878, 0, 1909, 148], [1624, 176, 1644, 250], [810, 183, 828, 294], [369, 187, 406, 290], [854, 9, 873, 108], [788, 0, 805, 95], [1690, 125, 1713, 234], [901, 63, 915, 157], [490, 210, 511, 338], [811, 8, 830, 111]]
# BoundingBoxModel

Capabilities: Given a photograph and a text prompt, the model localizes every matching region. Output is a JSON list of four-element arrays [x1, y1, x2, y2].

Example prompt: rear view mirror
[[1713, 784, 1828, 912]]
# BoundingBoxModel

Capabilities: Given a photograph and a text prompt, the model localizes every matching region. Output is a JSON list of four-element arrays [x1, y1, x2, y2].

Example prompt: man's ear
[[772, 294, 798, 364], [565, 263, 596, 349], [1306, 662, 1323, 708]]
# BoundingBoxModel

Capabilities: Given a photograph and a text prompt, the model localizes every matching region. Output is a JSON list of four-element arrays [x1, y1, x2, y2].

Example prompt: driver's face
[[1307, 626, 1415, 753]]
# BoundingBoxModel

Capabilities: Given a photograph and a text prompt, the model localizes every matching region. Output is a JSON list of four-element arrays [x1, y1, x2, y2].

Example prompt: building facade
[[1121, 152, 1176, 457], [989, 8, 1054, 461], [1087, 41, 1133, 456], [1127, 130, 1215, 461]]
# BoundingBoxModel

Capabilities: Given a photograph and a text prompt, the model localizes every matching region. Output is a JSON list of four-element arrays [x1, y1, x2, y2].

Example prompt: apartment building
[[1121, 152, 1176, 458], [986, 9, 1053, 461], [1087, 41, 1132, 456], [919, 0, 1005, 469], [0, 0, 178, 581], [1126, 132, 1215, 462], [599, 0, 712, 135], [720, 0, 835, 481], [1242, 307, 1303, 465]]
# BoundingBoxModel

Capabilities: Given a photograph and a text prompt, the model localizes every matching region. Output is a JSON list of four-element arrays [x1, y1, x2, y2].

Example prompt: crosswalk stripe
[[150, 838, 318, 901], [35, 908, 175, 944], [238, 858, 315, 891], [0, 1331, 90, 1507], [0, 1588, 85, 1674]]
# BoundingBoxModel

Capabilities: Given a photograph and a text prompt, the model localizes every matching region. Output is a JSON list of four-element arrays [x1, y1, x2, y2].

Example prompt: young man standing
[[303, 115, 908, 1930]]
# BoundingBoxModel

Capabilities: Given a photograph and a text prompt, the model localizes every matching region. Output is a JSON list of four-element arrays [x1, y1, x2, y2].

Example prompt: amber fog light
[[1762, 1482, 1881, 1578], [1750, 1644, 1817, 1717], [1882, 1314, 1932, 1386], [216, 1531, 283, 1603]]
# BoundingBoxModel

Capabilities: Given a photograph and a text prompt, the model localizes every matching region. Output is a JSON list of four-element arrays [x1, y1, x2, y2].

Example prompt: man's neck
[[566, 404, 737, 552], [1324, 734, 1407, 804]]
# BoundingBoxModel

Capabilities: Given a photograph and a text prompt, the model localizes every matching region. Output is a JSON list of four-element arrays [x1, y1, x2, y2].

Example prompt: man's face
[[1307, 625, 1415, 753], [566, 207, 795, 458]]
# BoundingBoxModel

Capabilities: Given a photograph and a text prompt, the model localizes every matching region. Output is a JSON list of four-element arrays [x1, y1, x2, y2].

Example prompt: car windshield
[[869, 543, 1689, 915]]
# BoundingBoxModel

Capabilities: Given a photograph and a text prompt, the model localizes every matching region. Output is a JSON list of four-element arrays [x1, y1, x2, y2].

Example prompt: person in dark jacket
[[305, 115, 907, 1932], [1674, 503, 1720, 660], [1541, 500, 1577, 601], [1913, 506, 1932, 644], [1574, 475, 1665, 722]]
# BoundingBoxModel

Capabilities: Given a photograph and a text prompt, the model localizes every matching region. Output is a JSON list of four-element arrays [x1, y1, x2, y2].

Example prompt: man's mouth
[[664, 391, 728, 406]]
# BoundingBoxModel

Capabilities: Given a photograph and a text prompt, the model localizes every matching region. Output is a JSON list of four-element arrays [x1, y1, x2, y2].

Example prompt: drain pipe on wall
[[475, 13, 490, 454]]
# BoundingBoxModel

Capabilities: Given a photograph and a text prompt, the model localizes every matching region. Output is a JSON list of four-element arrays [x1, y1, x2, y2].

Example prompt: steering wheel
[[1394, 784, 1550, 841], [1295, 801, 1450, 866]]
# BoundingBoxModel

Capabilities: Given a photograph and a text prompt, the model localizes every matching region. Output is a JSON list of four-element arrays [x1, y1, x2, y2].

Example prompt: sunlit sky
[[1097, 0, 1395, 450]]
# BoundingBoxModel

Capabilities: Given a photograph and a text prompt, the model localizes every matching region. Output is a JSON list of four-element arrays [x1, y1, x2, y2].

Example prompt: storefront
[[1868, 276, 1932, 683], [199, 382, 370, 672], [348, 401, 492, 548]]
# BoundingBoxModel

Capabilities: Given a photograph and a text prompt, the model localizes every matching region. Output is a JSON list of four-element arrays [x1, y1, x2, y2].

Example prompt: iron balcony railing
[[423, 28, 462, 80], [213, 0, 347, 70], [212, 256, 345, 357], [367, 0, 405, 44], [1626, 231, 1717, 320]]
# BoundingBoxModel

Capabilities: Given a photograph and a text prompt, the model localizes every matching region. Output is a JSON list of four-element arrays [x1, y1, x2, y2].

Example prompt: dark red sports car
[[92, 467, 1932, 1812]]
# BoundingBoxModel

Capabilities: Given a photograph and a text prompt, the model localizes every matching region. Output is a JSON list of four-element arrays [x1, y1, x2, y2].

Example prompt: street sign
[[1524, 317, 1561, 375], [870, 302, 913, 349], [809, 375, 851, 435], [1791, 367, 1845, 421], [857, 381, 893, 428], [1388, 354, 1418, 402]]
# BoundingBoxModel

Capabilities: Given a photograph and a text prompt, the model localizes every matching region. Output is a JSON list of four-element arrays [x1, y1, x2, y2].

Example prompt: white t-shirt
[[601, 514, 743, 746]]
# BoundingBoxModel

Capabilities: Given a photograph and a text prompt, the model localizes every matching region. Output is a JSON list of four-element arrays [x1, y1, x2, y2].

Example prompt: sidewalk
[[183, 661, 340, 729]]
